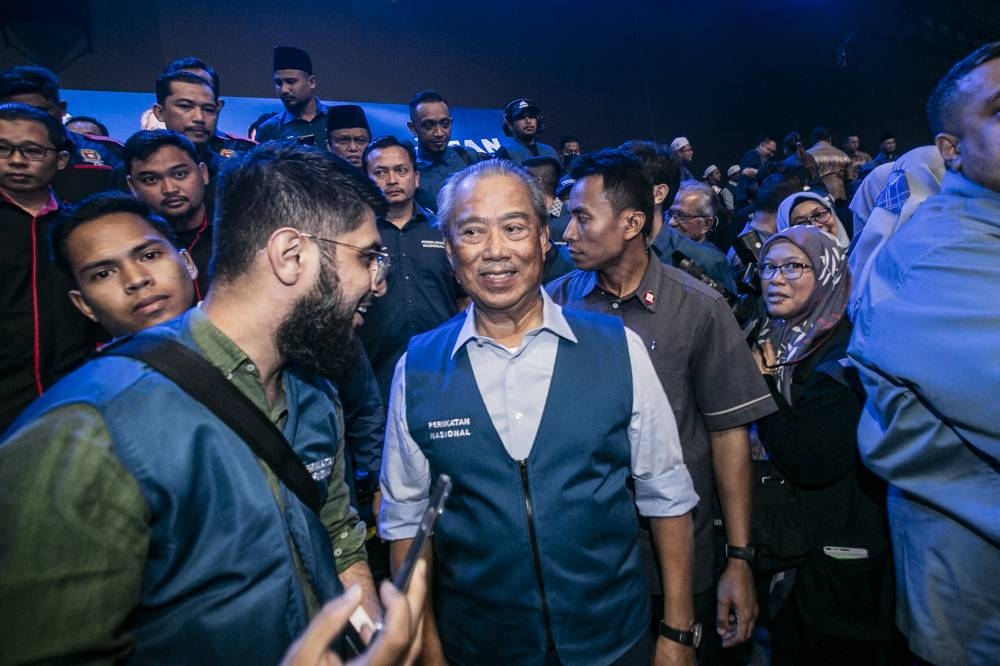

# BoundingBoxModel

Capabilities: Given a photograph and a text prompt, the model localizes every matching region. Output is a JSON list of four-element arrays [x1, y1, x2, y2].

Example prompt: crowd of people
[[0, 38, 997, 666]]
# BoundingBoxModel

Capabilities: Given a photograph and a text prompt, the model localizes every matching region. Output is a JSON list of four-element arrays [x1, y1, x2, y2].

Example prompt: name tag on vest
[[306, 456, 334, 481], [427, 417, 472, 440], [421, 240, 445, 250]]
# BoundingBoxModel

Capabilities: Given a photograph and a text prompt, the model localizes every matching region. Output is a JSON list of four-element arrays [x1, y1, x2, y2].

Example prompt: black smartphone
[[337, 473, 452, 657], [393, 473, 452, 592]]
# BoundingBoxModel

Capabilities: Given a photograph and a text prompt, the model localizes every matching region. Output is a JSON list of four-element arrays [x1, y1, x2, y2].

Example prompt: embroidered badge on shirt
[[642, 290, 657, 306], [78, 149, 105, 166], [219, 149, 235, 159], [427, 417, 472, 440], [306, 456, 335, 481], [421, 239, 445, 250]]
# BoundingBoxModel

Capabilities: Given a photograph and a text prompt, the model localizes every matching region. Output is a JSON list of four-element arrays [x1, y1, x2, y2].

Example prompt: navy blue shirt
[[254, 100, 329, 145], [414, 144, 482, 212], [356, 205, 462, 402]]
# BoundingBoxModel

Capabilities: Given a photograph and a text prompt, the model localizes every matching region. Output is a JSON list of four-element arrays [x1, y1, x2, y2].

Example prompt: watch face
[[692, 622, 703, 648]]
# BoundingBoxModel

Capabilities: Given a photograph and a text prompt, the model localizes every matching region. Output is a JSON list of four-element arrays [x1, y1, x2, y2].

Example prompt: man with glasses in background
[[0, 102, 97, 432]]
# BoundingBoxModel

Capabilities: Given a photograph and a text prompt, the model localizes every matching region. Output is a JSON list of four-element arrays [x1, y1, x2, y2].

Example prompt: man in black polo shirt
[[0, 65, 122, 202], [161, 57, 256, 160], [548, 149, 776, 664], [152, 70, 253, 183], [255, 46, 329, 145], [358, 135, 463, 402], [124, 130, 213, 300], [0, 103, 97, 431], [407, 89, 482, 212]]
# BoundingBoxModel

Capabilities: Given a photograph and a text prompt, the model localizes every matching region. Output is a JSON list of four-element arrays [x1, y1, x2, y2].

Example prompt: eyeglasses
[[300, 233, 393, 284], [791, 208, 832, 227], [759, 262, 813, 280], [670, 211, 712, 225], [0, 142, 59, 161]]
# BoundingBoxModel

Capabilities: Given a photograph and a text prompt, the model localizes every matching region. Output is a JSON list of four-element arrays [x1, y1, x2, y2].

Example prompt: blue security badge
[[427, 417, 472, 440]]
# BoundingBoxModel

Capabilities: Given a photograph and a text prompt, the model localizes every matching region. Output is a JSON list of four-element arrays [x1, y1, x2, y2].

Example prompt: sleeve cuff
[[377, 495, 429, 541], [634, 463, 699, 517]]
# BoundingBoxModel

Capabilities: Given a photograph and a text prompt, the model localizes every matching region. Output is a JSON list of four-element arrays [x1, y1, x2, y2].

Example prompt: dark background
[[2, 0, 998, 170]]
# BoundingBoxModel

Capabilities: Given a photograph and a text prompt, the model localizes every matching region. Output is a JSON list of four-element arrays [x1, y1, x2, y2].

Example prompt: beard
[[275, 260, 361, 386]]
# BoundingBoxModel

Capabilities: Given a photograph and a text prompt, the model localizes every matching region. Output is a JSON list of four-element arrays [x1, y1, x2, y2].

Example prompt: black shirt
[[0, 192, 98, 431], [356, 205, 461, 402]]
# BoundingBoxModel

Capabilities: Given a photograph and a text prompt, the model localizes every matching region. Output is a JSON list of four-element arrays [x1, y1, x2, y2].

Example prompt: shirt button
[[515, 412, 524, 421], [611, 302, 620, 309], [404, 275, 411, 280], [245, 363, 256, 372], [334, 548, 343, 557]]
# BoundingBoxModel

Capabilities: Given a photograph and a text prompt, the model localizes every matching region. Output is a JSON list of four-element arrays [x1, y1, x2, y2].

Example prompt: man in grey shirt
[[549, 149, 776, 664], [380, 159, 700, 665]]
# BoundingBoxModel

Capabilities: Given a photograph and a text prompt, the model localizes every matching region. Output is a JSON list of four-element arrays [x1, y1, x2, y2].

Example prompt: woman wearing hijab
[[775, 190, 851, 247], [751, 225, 892, 665]]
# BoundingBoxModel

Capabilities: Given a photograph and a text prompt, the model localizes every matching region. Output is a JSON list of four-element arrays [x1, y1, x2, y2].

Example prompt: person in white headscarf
[[775, 191, 850, 248]]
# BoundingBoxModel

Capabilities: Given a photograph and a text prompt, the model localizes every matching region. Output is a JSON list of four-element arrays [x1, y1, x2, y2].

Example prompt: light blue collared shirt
[[379, 290, 697, 541]]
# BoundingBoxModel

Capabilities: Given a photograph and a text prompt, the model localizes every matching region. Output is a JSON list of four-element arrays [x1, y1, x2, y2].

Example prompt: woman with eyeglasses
[[775, 190, 850, 247], [750, 225, 894, 665]]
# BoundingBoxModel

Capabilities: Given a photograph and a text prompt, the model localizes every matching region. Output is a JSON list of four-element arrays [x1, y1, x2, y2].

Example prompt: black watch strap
[[659, 621, 702, 648], [725, 544, 756, 563]]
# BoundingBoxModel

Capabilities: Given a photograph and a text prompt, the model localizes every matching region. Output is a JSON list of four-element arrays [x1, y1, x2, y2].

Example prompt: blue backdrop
[[61, 89, 505, 154]]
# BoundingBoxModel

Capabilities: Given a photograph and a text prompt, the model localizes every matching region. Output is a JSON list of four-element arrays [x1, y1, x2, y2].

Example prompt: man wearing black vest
[[380, 159, 699, 665]]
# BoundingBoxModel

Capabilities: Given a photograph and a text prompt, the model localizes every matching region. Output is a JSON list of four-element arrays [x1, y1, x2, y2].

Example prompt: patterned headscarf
[[757, 225, 850, 401], [776, 190, 850, 247]]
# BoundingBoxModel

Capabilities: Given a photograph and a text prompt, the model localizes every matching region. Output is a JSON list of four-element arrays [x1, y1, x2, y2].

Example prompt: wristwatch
[[725, 543, 756, 564], [659, 621, 702, 648]]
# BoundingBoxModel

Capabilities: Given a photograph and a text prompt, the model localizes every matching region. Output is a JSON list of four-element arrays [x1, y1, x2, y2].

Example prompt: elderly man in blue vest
[[379, 159, 700, 666]]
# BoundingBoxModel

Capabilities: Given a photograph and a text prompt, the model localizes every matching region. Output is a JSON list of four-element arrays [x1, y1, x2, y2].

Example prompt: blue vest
[[405, 309, 649, 666], [12, 314, 343, 665]]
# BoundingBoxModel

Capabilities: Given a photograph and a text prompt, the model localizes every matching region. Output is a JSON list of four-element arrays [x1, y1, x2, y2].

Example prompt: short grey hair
[[436, 159, 549, 239], [675, 179, 718, 216]]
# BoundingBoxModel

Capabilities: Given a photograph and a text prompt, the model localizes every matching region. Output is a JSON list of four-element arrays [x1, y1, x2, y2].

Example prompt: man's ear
[[198, 162, 210, 186], [178, 249, 199, 281], [56, 150, 70, 171], [126, 174, 137, 195], [152, 104, 165, 122], [653, 183, 669, 206], [68, 290, 99, 323], [623, 210, 646, 241], [406, 120, 416, 137], [216, 98, 226, 111], [443, 234, 455, 271], [936, 133, 962, 172], [266, 228, 309, 286]]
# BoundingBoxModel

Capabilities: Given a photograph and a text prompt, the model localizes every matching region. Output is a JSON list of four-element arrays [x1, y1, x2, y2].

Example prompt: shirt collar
[[450, 288, 577, 358], [575, 255, 660, 313], [186, 306, 253, 377], [0, 188, 59, 217], [278, 99, 328, 126]]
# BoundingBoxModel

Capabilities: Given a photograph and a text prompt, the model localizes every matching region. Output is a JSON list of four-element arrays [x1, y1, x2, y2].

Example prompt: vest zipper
[[518, 459, 556, 652]]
